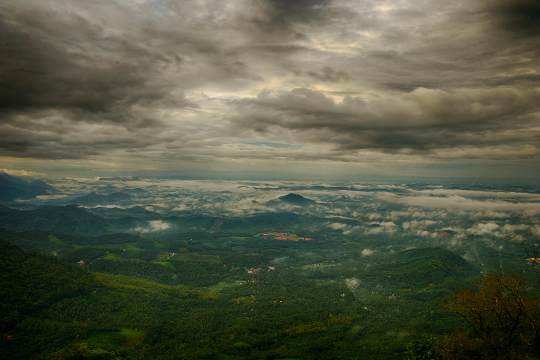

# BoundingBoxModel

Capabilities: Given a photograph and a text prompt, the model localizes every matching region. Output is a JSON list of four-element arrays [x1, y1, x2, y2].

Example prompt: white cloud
[[501, 224, 530, 233], [411, 188, 540, 202], [376, 192, 540, 214], [468, 222, 500, 236], [135, 220, 171, 233], [471, 210, 510, 219], [367, 213, 382, 220], [365, 221, 397, 235], [328, 222, 349, 231], [402, 220, 437, 230], [416, 230, 435, 238], [345, 278, 361, 290], [361, 248, 375, 257], [0, 168, 48, 178]]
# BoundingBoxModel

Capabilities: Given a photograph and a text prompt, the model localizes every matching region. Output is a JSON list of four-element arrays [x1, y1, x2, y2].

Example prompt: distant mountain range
[[0, 172, 57, 202]]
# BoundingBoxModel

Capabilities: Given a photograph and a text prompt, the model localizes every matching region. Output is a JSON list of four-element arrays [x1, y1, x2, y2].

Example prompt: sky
[[0, 0, 539, 181]]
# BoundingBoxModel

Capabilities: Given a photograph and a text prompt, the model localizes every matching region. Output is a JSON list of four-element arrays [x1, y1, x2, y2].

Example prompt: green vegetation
[[1, 186, 538, 359], [0, 231, 484, 360]]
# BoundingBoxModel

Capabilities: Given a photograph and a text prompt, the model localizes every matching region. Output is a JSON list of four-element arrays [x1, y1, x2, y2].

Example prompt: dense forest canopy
[[1, 174, 539, 359]]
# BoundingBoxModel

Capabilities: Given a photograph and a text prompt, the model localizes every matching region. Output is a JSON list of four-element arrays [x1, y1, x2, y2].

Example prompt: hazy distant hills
[[0, 176, 144, 234], [220, 211, 301, 231], [72, 191, 132, 205], [0, 205, 110, 235], [0, 229, 145, 258], [0, 201, 313, 237], [276, 193, 315, 206], [0, 172, 57, 202], [87, 205, 153, 220]]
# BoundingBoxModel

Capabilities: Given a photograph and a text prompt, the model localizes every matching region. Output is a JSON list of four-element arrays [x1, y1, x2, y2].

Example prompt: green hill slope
[[0, 241, 94, 334], [369, 247, 479, 287]]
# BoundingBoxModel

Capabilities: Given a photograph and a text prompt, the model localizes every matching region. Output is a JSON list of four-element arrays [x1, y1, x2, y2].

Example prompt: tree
[[436, 274, 539, 360], [405, 336, 438, 360]]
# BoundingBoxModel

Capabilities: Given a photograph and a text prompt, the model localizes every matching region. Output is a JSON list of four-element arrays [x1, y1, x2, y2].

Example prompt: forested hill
[[0, 205, 111, 235], [0, 172, 56, 202], [0, 241, 94, 331], [0, 241, 95, 358]]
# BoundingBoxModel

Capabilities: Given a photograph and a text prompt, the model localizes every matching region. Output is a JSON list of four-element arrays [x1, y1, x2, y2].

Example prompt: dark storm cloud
[[0, 0, 267, 159], [231, 87, 540, 155], [486, 0, 540, 36], [0, 0, 266, 119], [266, 0, 329, 22], [307, 67, 350, 82], [224, 0, 540, 159], [0, 0, 539, 168], [0, 109, 166, 159], [0, 4, 186, 116]]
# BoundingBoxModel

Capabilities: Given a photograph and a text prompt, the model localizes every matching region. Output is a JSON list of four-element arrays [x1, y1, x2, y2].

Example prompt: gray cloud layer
[[0, 0, 539, 176]]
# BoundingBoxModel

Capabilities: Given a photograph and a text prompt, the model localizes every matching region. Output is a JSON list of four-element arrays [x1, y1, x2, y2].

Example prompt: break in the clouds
[[0, 0, 539, 179]]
